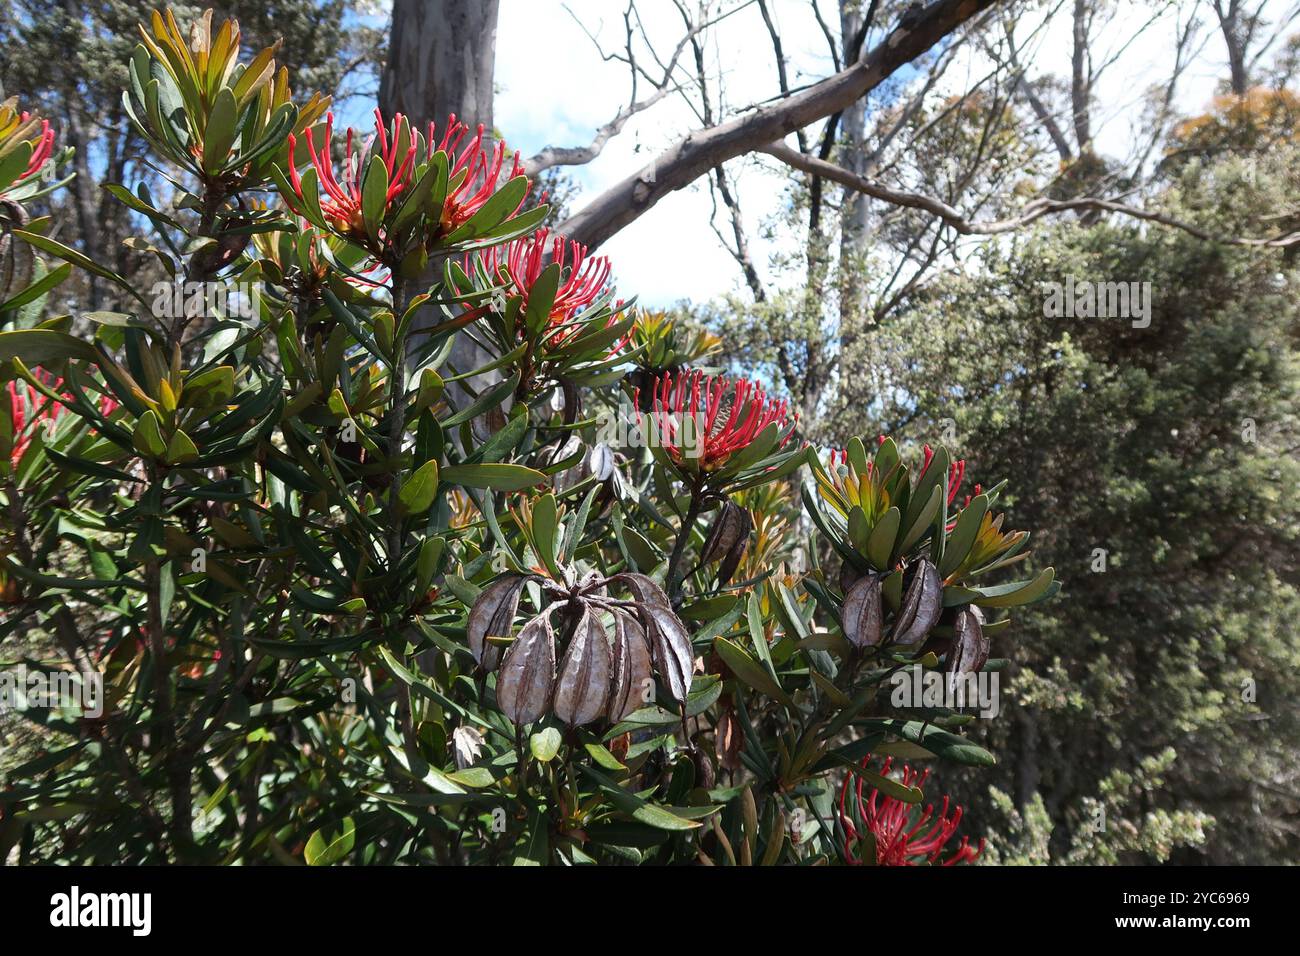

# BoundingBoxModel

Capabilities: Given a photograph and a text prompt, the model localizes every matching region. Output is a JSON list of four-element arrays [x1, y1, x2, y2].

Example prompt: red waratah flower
[[17, 112, 55, 183], [638, 369, 795, 470], [838, 756, 984, 866], [8, 378, 64, 466], [477, 228, 612, 338], [286, 109, 524, 249], [920, 443, 969, 506], [438, 123, 525, 234], [6, 374, 119, 466]]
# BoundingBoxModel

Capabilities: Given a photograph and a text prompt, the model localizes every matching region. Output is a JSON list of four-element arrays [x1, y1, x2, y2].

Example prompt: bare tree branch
[[527, 0, 756, 175], [522, 85, 677, 175], [758, 0, 808, 154], [760, 140, 1300, 246], [557, 0, 1000, 250]]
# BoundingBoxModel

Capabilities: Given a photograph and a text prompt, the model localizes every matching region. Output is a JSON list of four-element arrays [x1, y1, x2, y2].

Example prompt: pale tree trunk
[[1070, 0, 1093, 152], [837, 0, 871, 342], [380, 0, 501, 401], [380, 0, 498, 128]]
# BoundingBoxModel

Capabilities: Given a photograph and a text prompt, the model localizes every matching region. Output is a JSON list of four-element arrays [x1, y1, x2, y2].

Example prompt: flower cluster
[[820, 443, 894, 524], [285, 108, 524, 257], [920, 443, 972, 506], [6, 375, 119, 467], [0, 100, 57, 197], [477, 227, 613, 346], [838, 757, 984, 866], [640, 369, 795, 471]]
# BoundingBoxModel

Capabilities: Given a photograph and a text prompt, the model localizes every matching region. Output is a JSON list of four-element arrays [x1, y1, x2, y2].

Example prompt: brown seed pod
[[495, 612, 556, 724], [553, 607, 613, 726], [467, 574, 527, 671], [608, 611, 654, 722], [615, 572, 671, 608], [946, 605, 989, 675], [716, 531, 750, 587], [715, 705, 743, 772], [841, 573, 884, 648], [641, 603, 694, 704], [692, 745, 717, 790], [701, 500, 752, 565], [839, 560, 863, 594], [893, 558, 943, 646]]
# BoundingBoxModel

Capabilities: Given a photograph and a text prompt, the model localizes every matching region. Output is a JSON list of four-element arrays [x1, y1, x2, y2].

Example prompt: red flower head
[[638, 369, 796, 471], [17, 112, 55, 183], [478, 227, 612, 334], [838, 756, 984, 866], [6, 379, 61, 466], [920, 443, 968, 506], [439, 122, 525, 233], [6, 372, 119, 467], [286, 109, 524, 254], [0, 107, 57, 197]]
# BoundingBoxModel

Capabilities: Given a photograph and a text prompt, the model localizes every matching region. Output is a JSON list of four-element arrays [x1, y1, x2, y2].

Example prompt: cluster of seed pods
[[839, 557, 991, 675], [467, 571, 695, 726]]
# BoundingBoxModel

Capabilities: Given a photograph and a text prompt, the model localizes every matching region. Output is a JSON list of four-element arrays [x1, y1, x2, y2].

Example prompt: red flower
[[478, 228, 611, 336], [439, 123, 525, 233], [638, 369, 795, 470], [838, 756, 984, 866], [6, 373, 119, 466], [18, 112, 55, 183], [920, 443, 968, 506], [8, 378, 64, 466], [286, 109, 524, 249]]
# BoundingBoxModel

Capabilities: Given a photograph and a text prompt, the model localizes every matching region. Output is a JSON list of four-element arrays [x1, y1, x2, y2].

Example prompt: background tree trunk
[[380, 0, 499, 128], [381, 0, 501, 403]]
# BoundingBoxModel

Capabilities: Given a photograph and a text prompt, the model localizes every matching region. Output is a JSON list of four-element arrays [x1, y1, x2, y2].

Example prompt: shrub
[[0, 8, 1054, 865]]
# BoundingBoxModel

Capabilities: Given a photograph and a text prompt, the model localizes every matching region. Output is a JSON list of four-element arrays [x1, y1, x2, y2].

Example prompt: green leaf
[[413, 367, 445, 412], [0, 262, 71, 313], [202, 88, 238, 175], [529, 727, 562, 762], [866, 506, 900, 569], [163, 427, 199, 464], [440, 462, 544, 491], [132, 410, 167, 458], [899, 484, 942, 552], [833, 758, 923, 804], [530, 493, 562, 578], [0, 328, 100, 365], [397, 459, 440, 515], [304, 816, 355, 866], [182, 365, 235, 408], [12, 230, 136, 296], [416, 536, 444, 590], [0, 141, 33, 194], [361, 153, 390, 241], [974, 566, 1057, 607], [713, 636, 793, 707], [445, 175, 530, 244], [860, 718, 996, 767], [523, 262, 561, 335], [940, 494, 988, 577], [584, 742, 627, 771], [906, 445, 948, 530], [579, 765, 703, 831]]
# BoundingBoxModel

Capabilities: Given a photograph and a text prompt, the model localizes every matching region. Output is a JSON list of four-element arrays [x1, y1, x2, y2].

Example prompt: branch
[[760, 141, 1300, 247], [528, 0, 749, 176], [522, 85, 675, 175], [557, 0, 999, 250]]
